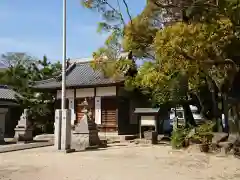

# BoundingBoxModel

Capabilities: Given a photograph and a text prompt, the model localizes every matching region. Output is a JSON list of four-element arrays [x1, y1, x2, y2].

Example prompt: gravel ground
[[0, 144, 240, 180]]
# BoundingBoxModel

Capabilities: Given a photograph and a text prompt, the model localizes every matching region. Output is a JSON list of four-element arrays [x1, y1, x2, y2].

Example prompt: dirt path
[[0, 144, 240, 180]]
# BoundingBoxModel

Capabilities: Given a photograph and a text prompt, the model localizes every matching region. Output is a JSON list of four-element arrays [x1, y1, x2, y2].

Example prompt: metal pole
[[61, 0, 67, 110]]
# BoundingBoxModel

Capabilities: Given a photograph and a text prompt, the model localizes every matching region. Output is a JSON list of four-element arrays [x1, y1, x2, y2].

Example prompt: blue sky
[[0, 0, 146, 62]]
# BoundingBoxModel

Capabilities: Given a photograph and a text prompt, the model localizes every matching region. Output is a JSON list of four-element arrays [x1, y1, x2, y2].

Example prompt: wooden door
[[100, 97, 117, 132]]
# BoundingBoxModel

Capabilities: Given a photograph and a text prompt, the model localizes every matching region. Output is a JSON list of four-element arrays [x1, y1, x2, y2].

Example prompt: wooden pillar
[[95, 97, 101, 125]]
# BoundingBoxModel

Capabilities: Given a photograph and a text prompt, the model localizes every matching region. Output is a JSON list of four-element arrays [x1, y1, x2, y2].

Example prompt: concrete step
[[0, 141, 53, 153], [34, 134, 54, 141], [99, 133, 138, 143], [34, 133, 138, 144]]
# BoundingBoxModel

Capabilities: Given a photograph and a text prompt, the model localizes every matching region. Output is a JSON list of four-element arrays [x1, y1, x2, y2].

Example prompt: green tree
[[82, 0, 136, 77], [0, 53, 61, 133], [82, 0, 240, 132]]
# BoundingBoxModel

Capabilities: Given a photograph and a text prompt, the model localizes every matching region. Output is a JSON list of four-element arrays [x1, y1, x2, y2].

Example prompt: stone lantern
[[14, 109, 33, 143], [72, 98, 100, 150]]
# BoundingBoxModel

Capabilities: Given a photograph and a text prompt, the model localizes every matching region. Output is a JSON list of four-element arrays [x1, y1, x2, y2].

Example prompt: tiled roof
[[33, 61, 124, 89], [0, 85, 19, 100]]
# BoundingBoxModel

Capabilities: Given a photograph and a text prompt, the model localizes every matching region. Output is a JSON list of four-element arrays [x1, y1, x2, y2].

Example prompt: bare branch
[[122, 0, 133, 26], [105, 1, 125, 25], [116, 0, 126, 25]]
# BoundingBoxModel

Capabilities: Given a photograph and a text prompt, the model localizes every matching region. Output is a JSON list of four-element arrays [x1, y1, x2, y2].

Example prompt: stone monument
[[72, 98, 100, 151], [54, 109, 62, 150], [14, 109, 33, 143], [61, 109, 72, 152]]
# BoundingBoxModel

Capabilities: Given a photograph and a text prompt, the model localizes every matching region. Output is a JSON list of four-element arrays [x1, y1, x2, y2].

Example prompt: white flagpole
[[61, 0, 67, 110]]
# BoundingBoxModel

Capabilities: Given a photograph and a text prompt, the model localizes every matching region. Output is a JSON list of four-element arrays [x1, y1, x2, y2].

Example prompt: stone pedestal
[[14, 128, 33, 142], [72, 99, 100, 151], [14, 109, 33, 143], [0, 108, 8, 144], [72, 114, 100, 151], [54, 109, 62, 150]]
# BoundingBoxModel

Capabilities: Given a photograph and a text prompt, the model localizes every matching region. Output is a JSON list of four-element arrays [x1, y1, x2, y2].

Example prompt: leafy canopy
[[0, 53, 61, 121], [82, 0, 240, 105]]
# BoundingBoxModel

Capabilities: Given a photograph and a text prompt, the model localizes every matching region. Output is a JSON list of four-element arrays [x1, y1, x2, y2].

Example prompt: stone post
[[61, 109, 72, 151], [54, 109, 62, 150]]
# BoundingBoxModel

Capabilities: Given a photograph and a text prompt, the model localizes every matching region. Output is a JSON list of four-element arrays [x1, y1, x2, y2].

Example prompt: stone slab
[[0, 141, 53, 153]]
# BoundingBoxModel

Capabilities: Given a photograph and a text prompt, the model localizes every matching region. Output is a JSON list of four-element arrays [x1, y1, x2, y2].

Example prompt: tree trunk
[[174, 106, 178, 128], [222, 93, 229, 133], [183, 103, 197, 127], [234, 104, 240, 136], [195, 92, 209, 119], [207, 78, 220, 132]]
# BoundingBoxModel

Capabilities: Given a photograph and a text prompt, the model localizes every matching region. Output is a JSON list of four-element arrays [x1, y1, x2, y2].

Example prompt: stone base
[[72, 131, 101, 151], [143, 131, 158, 144], [14, 128, 33, 142], [61, 148, 76, 153]]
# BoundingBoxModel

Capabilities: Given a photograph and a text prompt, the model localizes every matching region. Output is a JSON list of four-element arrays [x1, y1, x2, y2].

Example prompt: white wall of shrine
[[56, 89, 74, 99], [96, 86, 116, 96], [76, 88, 94, 98]]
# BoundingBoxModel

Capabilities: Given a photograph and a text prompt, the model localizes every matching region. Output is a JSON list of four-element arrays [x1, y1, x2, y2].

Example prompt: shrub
[[193, 121, 215, 144], [171, 126, 190, 149]]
